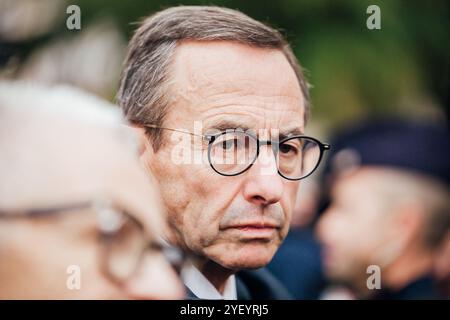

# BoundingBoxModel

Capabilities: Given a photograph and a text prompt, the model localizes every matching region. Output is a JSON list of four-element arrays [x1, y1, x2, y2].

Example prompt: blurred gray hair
[[0, 81, 139, 153], [117, 5, 310, 150]]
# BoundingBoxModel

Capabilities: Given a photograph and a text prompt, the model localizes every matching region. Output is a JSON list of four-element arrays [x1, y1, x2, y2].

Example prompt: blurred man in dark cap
[[317, 120, 450, 299]]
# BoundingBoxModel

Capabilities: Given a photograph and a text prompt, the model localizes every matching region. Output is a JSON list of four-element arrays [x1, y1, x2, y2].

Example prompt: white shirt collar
[[181, 261, 237, 300]]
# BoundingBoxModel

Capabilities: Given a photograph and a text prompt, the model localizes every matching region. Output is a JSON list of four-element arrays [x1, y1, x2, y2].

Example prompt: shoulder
[[235, 268, 292, 300]]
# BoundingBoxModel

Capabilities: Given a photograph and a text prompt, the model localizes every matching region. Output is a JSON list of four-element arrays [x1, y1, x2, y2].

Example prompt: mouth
[[223, 222, 280, 239]]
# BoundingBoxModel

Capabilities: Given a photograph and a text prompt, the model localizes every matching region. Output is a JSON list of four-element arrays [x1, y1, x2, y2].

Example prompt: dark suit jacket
[[185, 268, 292, 300], [372, 275, 443, 300], [267, 228, 326, 299]]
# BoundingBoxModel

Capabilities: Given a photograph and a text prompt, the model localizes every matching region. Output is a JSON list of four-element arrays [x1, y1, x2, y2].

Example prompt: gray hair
[[117, 5, 310, 150], [0, 81, 138, 153]]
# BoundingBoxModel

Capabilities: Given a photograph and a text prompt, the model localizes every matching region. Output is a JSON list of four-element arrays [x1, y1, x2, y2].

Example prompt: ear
[[373, 203, 425, 268], [127, 124, 156, 168], [392, 202, 425, 247]]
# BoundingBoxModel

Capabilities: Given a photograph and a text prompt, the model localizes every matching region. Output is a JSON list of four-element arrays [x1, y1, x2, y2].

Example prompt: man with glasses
[[118, 6, 329, 299], [0, 82, 184, 299]]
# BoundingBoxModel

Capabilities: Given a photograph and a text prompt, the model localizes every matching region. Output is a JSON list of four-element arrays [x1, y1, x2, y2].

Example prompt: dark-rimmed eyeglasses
[[140, 124, 330, 180], [0, 200, 185, 284]]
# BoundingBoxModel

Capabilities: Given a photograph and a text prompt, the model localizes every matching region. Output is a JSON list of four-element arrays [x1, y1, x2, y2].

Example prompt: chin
[[218, 242, 278, 270]]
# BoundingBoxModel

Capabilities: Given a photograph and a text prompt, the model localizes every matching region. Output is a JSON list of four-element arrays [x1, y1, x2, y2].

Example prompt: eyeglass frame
[[136, 123, 331, 181], [0, 200, 185, 284]]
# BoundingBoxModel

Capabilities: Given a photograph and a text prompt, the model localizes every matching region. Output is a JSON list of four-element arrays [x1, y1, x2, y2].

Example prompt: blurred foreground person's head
[[0, 82, 184, 299], [317, 120, 450, 299]]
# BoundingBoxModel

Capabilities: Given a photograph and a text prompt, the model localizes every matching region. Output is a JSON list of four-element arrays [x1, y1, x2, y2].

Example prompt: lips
[[224, 221, 280, 230], [222, 221, 280, 239], [235, 226, 275, 231]]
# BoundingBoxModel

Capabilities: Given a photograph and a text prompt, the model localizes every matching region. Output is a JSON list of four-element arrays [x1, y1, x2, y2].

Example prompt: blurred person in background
[[0, 0, 126, 98], [317, 120, 450, 299], [117, 6, 330, 299], [0, 81, 184, 299]]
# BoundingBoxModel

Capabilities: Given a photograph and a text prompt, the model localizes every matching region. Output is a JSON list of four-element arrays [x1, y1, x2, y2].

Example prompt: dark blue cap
[[324, 119, 450, 185]]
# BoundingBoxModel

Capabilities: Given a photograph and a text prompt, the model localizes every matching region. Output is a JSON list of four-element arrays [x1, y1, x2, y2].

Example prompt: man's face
[[0, 120, 184, 299], [146, 41, 305, 270], [316, 169, 395, 284]]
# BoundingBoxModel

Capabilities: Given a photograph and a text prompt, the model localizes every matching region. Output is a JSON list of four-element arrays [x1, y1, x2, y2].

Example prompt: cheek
[[354, 208, 386, 248], [9, 228, 72, 287], [65, 244, 121, 298], [50, 238, 129, 299], [333, 214, 384, 266], [156, 154, 240, 249], [185, 180, 242, 249], [338, 217, 370, 249], [182, 208, 222, 251], [151, 155, 197, 229], [0, 229, 75, 299], [0, 230, 109, 298]]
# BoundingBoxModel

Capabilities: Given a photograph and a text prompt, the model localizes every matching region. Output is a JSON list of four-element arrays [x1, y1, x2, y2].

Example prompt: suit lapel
[[236, 275, 252, 300]]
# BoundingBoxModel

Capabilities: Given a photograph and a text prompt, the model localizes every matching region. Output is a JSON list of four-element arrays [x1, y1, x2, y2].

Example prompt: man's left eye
[[279, 143, 298, 155]]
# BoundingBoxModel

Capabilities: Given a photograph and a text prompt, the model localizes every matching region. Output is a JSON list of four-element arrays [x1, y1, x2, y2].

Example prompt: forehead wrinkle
[[197, 92, 303, 112], [166, 94, 304, 133], [200, 99, 303, 116], [171, 41, 304, 114], [174, 41, 298, 83], [201, 109, 304, 136], [173, 83, 303, 115], [184, 77, 302, 101], [201, 104, 303, 124]]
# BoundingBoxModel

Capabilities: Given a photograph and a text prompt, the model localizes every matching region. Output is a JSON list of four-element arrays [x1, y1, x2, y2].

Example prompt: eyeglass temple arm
[[140, 124, 214, 141]]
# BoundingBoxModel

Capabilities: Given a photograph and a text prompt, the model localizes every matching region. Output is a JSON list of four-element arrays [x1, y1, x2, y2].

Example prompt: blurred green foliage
[[64, 0, 449, 129]]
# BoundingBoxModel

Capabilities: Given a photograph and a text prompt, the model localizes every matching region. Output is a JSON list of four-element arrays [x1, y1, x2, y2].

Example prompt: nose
[[242, 145, 284, 206], [123, 252, 185, 300]]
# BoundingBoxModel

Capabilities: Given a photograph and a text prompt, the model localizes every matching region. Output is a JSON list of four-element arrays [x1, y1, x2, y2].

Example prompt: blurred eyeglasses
[[0, 200, 185, 283], [140, 124, 330, 180]]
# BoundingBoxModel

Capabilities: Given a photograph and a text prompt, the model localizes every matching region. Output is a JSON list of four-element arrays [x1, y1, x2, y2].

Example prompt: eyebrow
[[279, 127, 305, 140], [204, 119, 304, 139], [204, 119, 252, 134]]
